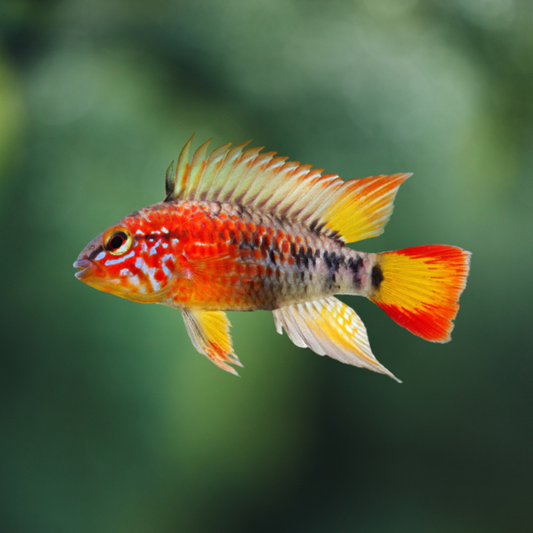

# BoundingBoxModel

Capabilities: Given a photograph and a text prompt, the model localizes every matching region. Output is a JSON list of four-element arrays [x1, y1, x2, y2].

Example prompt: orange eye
[[104, 228, 133, 256]]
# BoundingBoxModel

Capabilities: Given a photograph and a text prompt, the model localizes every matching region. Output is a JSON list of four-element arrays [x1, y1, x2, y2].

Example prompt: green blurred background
[[1, 1, 532, 532]]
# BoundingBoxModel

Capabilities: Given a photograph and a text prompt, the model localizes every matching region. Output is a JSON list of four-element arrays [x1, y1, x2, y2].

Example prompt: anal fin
[[182, 309, 242, 375], [273, 297, 400, 382]]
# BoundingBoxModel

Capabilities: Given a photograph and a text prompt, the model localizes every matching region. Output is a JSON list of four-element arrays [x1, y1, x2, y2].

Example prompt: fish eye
[[104, 228, 132, 256]]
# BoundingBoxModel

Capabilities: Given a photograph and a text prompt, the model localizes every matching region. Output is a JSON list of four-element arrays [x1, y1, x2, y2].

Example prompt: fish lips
[[73, 258, 99, 280]]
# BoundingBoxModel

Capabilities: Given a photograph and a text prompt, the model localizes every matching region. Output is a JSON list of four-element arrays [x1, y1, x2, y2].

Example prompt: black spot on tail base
[[371, 264, 384, 289]]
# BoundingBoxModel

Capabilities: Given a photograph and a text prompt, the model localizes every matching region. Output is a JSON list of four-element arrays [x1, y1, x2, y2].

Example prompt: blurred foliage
[[1, 1, 533, 532]]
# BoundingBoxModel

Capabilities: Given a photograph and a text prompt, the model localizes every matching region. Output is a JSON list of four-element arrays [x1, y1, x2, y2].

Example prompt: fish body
[[75, 137, 470, 379], [80, 200, 374, 310]]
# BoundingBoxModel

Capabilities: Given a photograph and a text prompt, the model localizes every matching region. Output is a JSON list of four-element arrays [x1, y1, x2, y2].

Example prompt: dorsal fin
[[165, 136, 410, 244]]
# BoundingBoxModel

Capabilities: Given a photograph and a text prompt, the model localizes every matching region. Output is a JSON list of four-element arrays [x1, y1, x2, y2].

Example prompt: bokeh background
[[1, 1, 533, 532]]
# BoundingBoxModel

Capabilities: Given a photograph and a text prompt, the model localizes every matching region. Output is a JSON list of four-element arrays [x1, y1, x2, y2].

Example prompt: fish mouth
[[73, 258, 96, 279]]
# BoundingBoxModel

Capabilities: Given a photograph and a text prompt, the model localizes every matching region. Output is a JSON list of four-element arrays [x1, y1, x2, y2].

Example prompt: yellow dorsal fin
[[181, 309, 242, 375], [273, 297, 400, 381], [166, 136, 410, 243], [318, 173, 411, 242]]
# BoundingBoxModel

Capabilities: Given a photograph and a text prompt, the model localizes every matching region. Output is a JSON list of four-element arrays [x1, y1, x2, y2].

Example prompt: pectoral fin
[[181, 308, 242, 375]]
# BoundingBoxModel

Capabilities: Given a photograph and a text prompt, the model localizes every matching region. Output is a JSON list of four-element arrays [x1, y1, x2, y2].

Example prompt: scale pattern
[[119, 200, 370, 311]]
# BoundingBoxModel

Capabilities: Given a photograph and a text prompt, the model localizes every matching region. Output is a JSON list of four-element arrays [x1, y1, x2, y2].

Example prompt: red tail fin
[[369, 245, 471, 342]]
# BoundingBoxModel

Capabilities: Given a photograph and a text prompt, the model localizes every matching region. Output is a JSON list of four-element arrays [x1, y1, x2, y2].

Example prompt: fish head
[[74, 207, 174, 303]]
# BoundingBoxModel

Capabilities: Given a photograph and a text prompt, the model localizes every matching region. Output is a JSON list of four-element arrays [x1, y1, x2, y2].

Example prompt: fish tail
[[368, 245, 471, 342]]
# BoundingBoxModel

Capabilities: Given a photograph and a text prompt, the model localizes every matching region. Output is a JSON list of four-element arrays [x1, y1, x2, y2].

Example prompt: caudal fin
[[369, 245, 471, 342]]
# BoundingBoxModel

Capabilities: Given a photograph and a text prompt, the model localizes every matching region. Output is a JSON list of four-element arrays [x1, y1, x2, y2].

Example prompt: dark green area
[[1, 1, 532, 532]]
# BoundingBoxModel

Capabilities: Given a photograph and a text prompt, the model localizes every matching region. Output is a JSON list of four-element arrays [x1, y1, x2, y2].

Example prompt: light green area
[[1, 1, 532, 532]]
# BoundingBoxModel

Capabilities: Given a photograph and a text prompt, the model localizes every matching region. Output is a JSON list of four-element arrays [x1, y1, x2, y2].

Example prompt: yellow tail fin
[[369, 245, 471, 342]]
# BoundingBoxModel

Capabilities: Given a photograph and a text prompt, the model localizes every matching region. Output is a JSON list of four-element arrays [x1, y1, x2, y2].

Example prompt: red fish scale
[[117, 200, 366, 311]]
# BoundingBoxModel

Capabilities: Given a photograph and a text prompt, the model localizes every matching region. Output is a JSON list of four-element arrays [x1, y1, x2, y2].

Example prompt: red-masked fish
[[74, 136, 470, 380]]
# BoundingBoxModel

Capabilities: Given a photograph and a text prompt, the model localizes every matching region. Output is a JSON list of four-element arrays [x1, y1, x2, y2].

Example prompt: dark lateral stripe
[[323, 251, 333, 269], [305, 247, 315, 267], [289, 243, 317, 270], [88, 245, 104, 260], [347, 256, 363, 288], [323, 251, 344, 272], [296, 246, 310, 268], [143, 230, 181, 242], [325, 271, 338, 290]]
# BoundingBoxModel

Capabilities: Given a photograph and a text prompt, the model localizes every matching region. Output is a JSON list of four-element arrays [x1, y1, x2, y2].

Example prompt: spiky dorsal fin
[[165, 135, 410, 244]]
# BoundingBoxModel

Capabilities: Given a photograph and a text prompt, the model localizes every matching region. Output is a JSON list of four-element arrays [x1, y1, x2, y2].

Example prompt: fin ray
[[370, 245, 471, 342], [319, 174, 411, 242], [183, 139, 210, 199], [182, 309, 242, 375], [166, 138, 410, 243], [172, 135, 193, 200], [273, 297, 400, 381]]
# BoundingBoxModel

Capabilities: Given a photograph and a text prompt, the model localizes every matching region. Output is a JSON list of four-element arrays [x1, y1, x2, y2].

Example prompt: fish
[[74, 136, 471, 381]]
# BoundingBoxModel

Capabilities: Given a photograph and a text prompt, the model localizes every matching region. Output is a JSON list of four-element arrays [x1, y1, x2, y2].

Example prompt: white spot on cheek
[[105, 250, 135, 266], [151, 275, 161, 292], [161, 227, 169, 234], [96, 252, 106, 261], [149, 242, 160, 255], [134, 257, 162, 291], [136, 229, 143, 235], [162, 264, 172, 279], [162, 242, 168, 249], [120, 269, 131, 276]]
